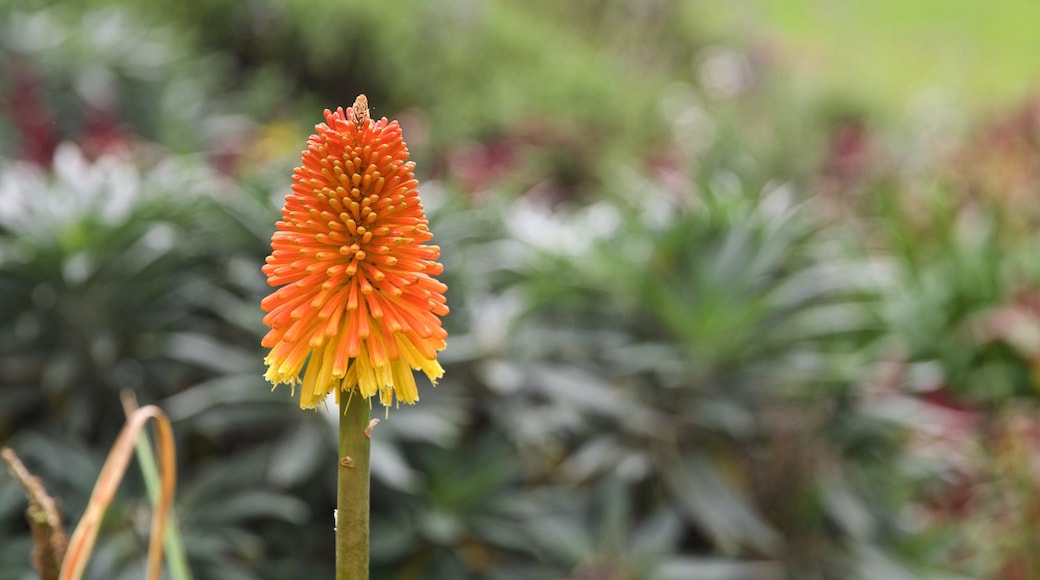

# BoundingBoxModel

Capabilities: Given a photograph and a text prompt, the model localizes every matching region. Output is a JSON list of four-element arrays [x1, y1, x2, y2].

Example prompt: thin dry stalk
[[2, 447, 68, 580]]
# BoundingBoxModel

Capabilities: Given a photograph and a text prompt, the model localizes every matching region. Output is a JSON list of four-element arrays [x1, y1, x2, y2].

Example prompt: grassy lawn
[[699, 0, 1040, 114]]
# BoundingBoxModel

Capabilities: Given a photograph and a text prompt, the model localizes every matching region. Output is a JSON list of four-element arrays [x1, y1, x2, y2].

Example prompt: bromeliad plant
[[260, 95, 449, 579]]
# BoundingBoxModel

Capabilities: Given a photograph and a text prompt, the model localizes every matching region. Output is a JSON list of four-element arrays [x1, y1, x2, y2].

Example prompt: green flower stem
[[337, 394, 371, 579]]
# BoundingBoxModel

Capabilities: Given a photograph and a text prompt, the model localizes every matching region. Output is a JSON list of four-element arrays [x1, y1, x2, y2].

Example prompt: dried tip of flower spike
[[352, 94, 369, 130]]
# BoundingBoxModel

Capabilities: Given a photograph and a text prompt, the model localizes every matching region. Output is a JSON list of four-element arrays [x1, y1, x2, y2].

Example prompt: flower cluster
[[261, 95, 448, 409]]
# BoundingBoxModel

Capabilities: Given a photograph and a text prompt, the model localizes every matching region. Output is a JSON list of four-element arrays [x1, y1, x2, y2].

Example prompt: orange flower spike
[[262, 95, 447, 409]]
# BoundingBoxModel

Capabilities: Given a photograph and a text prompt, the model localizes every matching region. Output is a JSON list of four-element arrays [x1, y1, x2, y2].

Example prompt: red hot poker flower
[[261, 95, 448, 409]]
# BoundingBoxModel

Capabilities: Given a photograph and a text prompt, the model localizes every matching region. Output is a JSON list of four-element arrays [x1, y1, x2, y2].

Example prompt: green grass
[[698, 0, 1040, 113]]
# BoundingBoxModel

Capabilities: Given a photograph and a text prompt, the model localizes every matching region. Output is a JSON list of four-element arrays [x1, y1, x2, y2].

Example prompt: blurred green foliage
[[2, 1, 1040, 579]]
